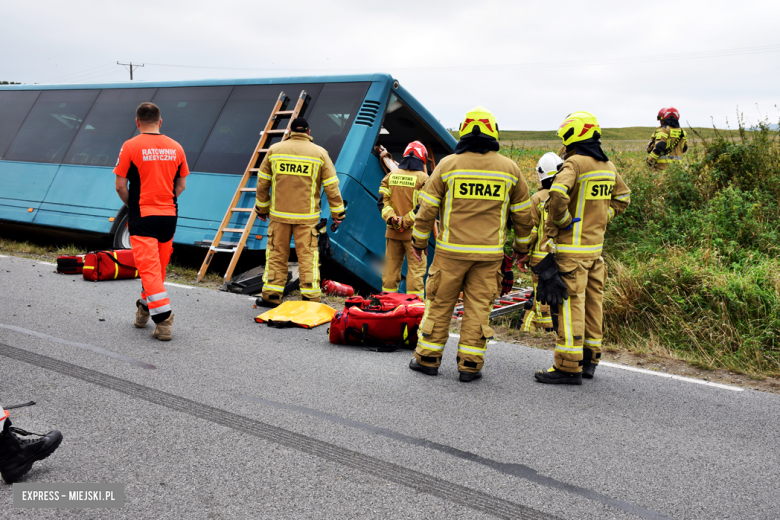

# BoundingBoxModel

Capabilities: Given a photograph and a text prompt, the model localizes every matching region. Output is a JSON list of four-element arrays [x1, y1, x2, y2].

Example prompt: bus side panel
[[0, 162, 60, 223], [326, 174, 386, 290], [176, 171, 268, 250], [32, 165, 121, 233]]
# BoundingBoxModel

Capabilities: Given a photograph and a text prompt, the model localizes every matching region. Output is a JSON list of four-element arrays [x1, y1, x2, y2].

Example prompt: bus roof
[[0, 73, 395, 91]]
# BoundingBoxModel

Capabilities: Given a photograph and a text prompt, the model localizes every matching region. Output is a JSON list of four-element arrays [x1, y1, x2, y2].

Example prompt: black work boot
[[409, 358, 438, 376], [459, 371, 482, 383], [534, 366, 582, 385], [582, 349, 598, 379], [0, 418, 63, 483], [255, 297, 280, 308]]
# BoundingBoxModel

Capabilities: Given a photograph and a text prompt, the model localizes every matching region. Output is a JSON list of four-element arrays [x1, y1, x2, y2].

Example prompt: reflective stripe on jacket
[[379, 168, 429, 240], [411, 151, 534, 261], [528, 189, 551, 265], [256, 133, 345, 224], [544, 153, 631, 260]]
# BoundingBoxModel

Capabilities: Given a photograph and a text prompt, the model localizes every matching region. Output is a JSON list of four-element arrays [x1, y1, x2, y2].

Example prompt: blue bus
[[0, 74, 456, 290]]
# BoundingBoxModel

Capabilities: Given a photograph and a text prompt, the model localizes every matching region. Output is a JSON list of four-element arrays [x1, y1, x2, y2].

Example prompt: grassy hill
[[449, 127, 744, 141]]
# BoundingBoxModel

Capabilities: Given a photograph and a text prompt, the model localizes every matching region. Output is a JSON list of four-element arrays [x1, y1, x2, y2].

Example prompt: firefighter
[[0, 405, 63, 483], [408, 106, 535, 382], [378, 141, 429, 297], [533, 111, 631, 384], [647, 107, 688, 169], [255, 117, 346, 306], [520, 152, 562, 333], [115, 102, 188, 341]]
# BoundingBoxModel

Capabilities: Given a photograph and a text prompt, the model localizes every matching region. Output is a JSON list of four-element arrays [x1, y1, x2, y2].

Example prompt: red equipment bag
[[56, 255, 85, 274], [82, 250, 140, 282], [329, 292, 426, 351]]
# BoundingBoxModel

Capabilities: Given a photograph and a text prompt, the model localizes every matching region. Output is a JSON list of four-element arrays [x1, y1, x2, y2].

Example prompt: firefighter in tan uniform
[[647, 107, 688, 170], [533, 111, 631, 384], [520, 152, 562, 332], [379, 141, 429, 297], [408, 107, 535, 383], [255, 117, 346, 306]]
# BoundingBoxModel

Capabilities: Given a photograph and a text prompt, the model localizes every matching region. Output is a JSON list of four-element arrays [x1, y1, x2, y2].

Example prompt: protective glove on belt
[[530, 253, 569, 307]]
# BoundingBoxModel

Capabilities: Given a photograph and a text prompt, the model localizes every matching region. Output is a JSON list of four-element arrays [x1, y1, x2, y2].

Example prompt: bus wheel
[[112, 212, 131, 249]]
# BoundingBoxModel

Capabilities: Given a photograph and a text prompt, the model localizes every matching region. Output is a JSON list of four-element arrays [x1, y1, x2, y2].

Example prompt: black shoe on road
[[459, 371, 482, 383], [534, 367, 582, 385], [409, 358, 438, 376], [255, 297, 280, 308], [0, 419, 63, 483], [582, 363, 597, 379]]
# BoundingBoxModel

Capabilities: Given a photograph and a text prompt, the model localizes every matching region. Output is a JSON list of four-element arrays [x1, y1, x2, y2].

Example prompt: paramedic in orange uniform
[[114, 102, 189, 341]]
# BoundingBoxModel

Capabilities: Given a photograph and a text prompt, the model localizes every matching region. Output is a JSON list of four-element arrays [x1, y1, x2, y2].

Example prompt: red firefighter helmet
[[403, 141, 427, 162], [658, 107, 680, 121]]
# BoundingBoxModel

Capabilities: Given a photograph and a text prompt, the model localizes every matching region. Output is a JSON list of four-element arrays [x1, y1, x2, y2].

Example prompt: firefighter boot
[[534, 366, 583, 385], [409, 358, 438, 376], [0, 418, 63, 483], [582, 349, 598, 379], [135, 299, 150, 328], [153, 314, 174, 341], [459, 371, 482, 383]]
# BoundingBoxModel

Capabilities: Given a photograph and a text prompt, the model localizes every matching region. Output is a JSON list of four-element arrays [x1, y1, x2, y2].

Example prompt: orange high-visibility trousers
[[130, 236, 173, 323]]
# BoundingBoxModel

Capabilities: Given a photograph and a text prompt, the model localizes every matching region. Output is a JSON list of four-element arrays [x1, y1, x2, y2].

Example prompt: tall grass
[[501, 119, 780, 376]]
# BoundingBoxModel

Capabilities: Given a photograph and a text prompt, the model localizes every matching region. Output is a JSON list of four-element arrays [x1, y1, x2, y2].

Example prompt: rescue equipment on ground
[[557, 111, 601, 146], [56, 255, 85, 274], [255, 301, 336, 329], [197, 90, 308, 283], [536, 152, 564, 182], [459, 106, 499, 140], [82, 250, 139, 282], [322, 280, 354, 297], [328, 292, 425, 351], [452, 287, 533, 319], [226, 263, 299, 295]]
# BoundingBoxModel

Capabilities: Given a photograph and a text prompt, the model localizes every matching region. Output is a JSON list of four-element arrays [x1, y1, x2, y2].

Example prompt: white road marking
[[599, 361, 744, 391], [38, 261, 56, 266], [0, 255, 9, 258], [164, 282, 196, 289]]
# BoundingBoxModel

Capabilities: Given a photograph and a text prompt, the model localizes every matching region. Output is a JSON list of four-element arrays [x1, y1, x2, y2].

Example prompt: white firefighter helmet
[[536, 152, 563, 183]]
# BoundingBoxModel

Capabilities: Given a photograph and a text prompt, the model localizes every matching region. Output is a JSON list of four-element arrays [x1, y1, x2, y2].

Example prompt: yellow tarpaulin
[[255, 301, 337, 329]]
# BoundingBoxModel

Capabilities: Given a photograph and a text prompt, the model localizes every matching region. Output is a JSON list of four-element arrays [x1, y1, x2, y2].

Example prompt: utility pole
[[117, 61, 144, 80]]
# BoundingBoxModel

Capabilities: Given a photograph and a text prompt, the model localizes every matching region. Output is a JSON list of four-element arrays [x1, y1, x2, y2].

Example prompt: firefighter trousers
[[262, 220, 320, 303], [521, 272, 552, 331], [382, 238, 427, 297], [554, 256, 605, 373], [129, 216, 175, 324], [414, 255, 502, 374]]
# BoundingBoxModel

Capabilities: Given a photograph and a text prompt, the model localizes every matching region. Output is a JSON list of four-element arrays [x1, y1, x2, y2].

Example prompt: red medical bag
[[82, 250, 139, 282], [329, 292, 426, 351]]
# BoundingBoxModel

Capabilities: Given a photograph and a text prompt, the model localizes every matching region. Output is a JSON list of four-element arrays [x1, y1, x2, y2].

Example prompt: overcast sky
[[3, 0, 778, 130]]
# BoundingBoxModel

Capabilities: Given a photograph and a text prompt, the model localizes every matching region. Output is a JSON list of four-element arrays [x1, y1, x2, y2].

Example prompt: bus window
[[0, 91, 40, 160], [63, 88, 158, 167], [193, 83, 324, 174], [305, 82, 369, 161], [145, 86, 233, 166], [376, 93, 451, 167], [4, 90, 99, 164]]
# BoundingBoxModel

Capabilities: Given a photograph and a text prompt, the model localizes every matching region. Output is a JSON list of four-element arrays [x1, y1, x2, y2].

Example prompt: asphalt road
[[0, 254, 777, 519]]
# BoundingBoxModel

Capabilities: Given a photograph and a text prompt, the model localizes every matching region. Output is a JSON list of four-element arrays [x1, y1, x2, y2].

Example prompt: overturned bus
[[0, 74, 456, 291]]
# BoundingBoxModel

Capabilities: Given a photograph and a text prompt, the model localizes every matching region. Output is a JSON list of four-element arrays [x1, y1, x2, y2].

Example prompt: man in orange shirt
[[114, 102, 188, 340]]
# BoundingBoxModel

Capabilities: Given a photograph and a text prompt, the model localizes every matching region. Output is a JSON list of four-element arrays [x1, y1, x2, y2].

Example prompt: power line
[[117, 61, 144, 80], [40, 63, 116, 84]]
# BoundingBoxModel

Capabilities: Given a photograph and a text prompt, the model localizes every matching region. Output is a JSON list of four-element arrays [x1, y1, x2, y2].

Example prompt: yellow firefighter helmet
[[557, 111, 601, 146], [459, 106, 499, 140]]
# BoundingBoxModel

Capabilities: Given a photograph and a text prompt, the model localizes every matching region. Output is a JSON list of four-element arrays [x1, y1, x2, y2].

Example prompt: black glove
[[523, 296, 534, 310], [530, 253, 568, 307], [316, 219, 333, 260]]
